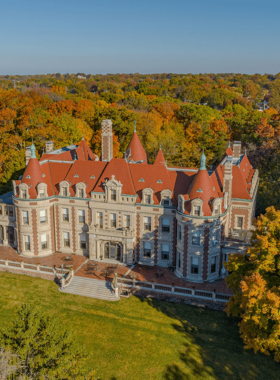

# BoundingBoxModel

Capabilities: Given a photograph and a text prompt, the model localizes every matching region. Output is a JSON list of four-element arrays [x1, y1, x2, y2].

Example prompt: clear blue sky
[[0, 0, 279, 75]]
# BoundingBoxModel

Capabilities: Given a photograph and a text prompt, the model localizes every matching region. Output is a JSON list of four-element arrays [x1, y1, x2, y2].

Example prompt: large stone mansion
[[0, 119, 258, 282]]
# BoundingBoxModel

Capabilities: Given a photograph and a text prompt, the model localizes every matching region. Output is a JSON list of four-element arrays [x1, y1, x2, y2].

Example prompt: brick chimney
[[25, 146, 31, 166], [233, 141, 241, 158], [101, 119, 113, 161], [45, 141, 54, 153], [223, 160, 233, 204]]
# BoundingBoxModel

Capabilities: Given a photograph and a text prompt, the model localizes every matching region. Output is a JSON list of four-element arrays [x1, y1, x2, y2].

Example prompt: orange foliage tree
[[225, 206, 280, 361]]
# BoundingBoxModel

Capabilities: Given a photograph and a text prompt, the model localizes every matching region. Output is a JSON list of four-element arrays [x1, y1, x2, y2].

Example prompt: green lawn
[[0, 272, 279, 380]]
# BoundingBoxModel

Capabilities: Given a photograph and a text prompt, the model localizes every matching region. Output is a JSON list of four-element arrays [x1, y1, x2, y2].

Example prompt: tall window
[[41, 234, 47, 250], [79, 210, 85, 223], [237, 217, 243, 229], [0, 206, 2, 215], [80, 234, 86, 249], [145, 194, 151, 204], [143, 242, 151, 258], [79, 189, 84, 198], [23, 211, 29, 224], [22, 190, 27, 199], [162, 218, 170, 233], [212, 230, 218, 245], [63, 232, 70, 247], [214, 205, 219, 215], [178, 224, 182, 240], [97, 212, 103, 228], [110, 213, 116, 228], [63, 208, 69, 222], [40, 210, 46, 223], [144, 216, 151, 231], [192, 230, 200, 245], [9, 207, 14, 216], [125, 215, 130, 228], [191, 257, 199, 274], [39, 189, 45, 198], [163, 196, 169, 206], [62, 187, 67, 196], [24, 235, 30, 251], [4, 207, 8, 216], [194, 206, 201, 216], [111, 189, 117, 201], [211, 256, 217, 273], [161, 244, 169, 260], [177, 250, 181, 268], [178, 198, 183, 212]]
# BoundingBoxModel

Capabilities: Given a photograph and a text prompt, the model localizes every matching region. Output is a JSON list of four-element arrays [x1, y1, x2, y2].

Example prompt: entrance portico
[[88, 226, 135, 264]]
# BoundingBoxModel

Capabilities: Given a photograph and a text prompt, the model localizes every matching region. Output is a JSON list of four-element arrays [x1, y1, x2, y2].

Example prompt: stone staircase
[[59, 276, 120, 301]]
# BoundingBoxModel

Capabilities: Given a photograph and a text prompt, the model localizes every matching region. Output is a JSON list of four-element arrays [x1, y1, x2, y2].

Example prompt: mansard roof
[[16, 137, 257, 205]]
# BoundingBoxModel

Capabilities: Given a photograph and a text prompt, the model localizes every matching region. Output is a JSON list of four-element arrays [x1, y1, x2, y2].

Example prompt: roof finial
[[134, 121, 137, 133], [200, 150, 206, 170], [30, 141, 36, 159], [228, 141, 231, 148], [82, 135, 84, 140], [160, 144, 162, 150], [245, 148, 247, 155]]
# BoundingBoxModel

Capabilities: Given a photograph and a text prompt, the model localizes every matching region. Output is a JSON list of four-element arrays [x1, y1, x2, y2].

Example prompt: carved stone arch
[[37, 182, 48, 199], [105, 175, 123, 202], [191, 198, 204, 216], [160, 189, 172, 206], [141, 187, 154, 205], [18, 183, 30, 199], [59, 180, 70, 196], [75, 181, 87, 198]]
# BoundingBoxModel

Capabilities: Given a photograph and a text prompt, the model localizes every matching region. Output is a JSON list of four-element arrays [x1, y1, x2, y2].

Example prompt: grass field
[[0, 272, 279, 380]]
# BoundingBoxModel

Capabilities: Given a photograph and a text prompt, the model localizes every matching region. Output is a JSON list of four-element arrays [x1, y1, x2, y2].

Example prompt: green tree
[[0, 304, 94, 379]]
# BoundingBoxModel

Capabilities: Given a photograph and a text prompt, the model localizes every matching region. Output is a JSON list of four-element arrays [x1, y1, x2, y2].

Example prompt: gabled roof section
[[129, 164, 173, 204], [126, 132, 149, 164], [154, 148, 166, 166], [79, 138, 96, 161], [65, 161, 107, 197], [93, 158, 136, 195]]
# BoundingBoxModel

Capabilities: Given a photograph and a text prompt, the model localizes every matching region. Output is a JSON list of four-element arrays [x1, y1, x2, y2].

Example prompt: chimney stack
[[25, 147, 31, 166], [45, 141, 54, 153], [233, 141, 241, 158], [101, 119, 113, 161]]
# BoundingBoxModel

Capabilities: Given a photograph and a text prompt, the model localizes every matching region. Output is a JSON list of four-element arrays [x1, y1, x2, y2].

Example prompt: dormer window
[[194, 206, 201, 216], [163, 196, 169, 206], [62, 187, 67, 196], [111, 189, 117, 201], [145, 194, 151, 204], [39, 189, 45, 198], [22, 190, 27, 199], [178, 198, 183, 212], [214, 205, 220, 215], [79, 189, 84, 198]]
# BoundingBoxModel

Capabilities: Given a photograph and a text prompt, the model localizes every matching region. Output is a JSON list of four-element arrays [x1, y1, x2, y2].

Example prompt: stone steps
[[59, 276, 120, 301]]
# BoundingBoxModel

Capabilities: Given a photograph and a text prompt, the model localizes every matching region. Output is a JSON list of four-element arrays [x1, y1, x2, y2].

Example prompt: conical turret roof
[[187, 153, 219, 216], [154, 147, 166, 166], [126, 127, 149, 164], [22, 143, 46, 198]]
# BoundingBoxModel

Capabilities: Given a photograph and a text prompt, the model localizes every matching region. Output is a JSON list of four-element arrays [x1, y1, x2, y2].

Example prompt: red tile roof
[[154, 149, 166, 166], [127, 132, 149, 163]]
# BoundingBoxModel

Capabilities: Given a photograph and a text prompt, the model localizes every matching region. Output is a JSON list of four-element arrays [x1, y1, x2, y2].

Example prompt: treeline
[[0, 73, 280, 214]]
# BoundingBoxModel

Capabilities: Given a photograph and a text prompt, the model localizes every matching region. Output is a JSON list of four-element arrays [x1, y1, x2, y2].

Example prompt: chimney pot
[[101, 119, 113, 162], [45, 141, 54, 153], [233, 141, 241, 158]]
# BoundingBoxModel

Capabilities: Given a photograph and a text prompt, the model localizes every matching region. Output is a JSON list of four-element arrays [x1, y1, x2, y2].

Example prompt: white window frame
[[161, 244, 170, 260], [79, 209, 86, 223], [63, 232, 70, 247], [144, 216, 151, 231]]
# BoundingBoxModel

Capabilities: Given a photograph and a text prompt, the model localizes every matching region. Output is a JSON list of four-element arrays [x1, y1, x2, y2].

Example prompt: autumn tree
[[225, 207, 280, 361]]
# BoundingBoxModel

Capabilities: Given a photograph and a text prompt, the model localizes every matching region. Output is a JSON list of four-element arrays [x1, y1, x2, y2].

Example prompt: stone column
[[89, 234, 96, 259], [3, 226, 8, 245], [97, 239, 101, 259]]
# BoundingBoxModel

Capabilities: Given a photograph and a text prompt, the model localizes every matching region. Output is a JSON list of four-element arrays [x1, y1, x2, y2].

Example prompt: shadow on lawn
[[139, 297, 280, 380]]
